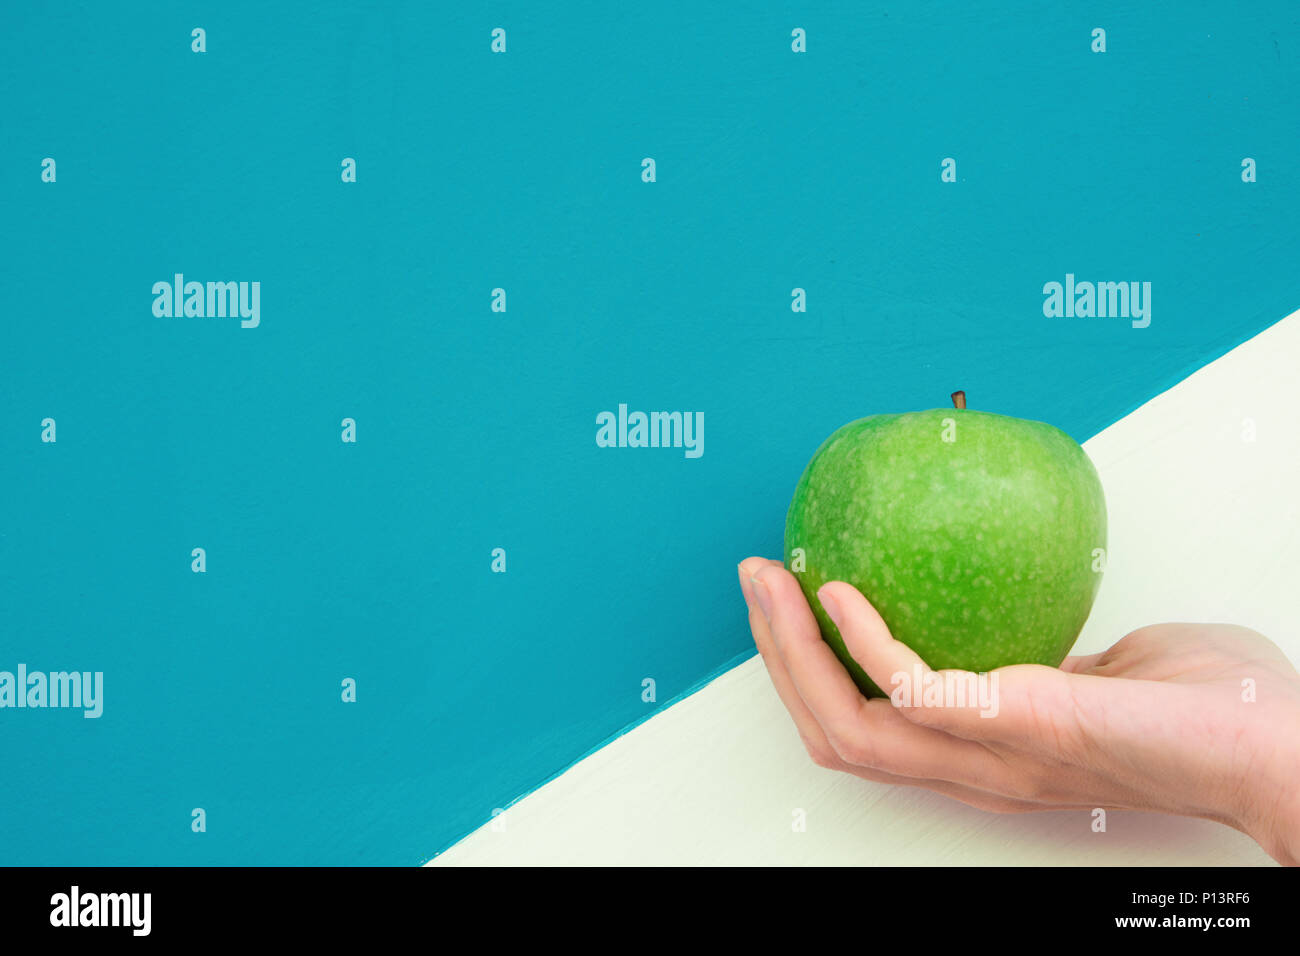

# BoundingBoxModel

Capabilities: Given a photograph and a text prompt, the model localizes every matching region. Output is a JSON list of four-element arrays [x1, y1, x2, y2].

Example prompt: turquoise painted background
[[1, 1, 1298, 864]]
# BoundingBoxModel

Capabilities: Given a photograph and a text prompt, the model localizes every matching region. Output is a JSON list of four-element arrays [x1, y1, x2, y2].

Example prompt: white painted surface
[[431, 312, 1300, 866]]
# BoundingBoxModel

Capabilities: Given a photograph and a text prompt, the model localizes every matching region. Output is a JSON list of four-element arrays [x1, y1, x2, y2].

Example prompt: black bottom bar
[[0, 865, 1286, 942]]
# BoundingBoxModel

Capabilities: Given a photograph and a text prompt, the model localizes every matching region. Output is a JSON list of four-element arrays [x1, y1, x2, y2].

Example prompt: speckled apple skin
[[784, 408, 1107, 697]]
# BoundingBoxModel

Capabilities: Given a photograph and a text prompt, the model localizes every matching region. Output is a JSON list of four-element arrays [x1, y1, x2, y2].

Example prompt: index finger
[[817, 579, 1048, 742]]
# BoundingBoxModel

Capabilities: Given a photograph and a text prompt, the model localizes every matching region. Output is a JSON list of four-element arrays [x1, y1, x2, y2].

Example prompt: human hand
[[738, 556, 1300, 865]]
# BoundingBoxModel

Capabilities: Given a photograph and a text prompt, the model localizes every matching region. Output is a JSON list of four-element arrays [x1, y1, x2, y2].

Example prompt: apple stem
[[951, 390, 966, 410]]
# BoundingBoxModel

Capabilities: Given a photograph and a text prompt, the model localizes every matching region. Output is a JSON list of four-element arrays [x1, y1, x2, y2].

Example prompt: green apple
[[784, 392, 1107, 697]]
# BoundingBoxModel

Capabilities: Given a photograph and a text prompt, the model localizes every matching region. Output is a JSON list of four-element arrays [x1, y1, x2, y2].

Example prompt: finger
[[821, 577, 1108, 762], [737, 557, 786, 630], [740, 566, 1064, 808], [1060, 652, 1106, 674], [815, 580, 984, 735], [741, 561, 1029, 799], [739, 558, 842, 765], [754, 566, 1020, 789], [746, 565, 1101, 806], [751, 565, 878, 742], [737, 555, 784, 597]]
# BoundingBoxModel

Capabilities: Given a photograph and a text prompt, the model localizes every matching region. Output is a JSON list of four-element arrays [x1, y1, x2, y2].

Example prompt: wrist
[[1236, 714, 1300, 866], [1262, 769, 1300, 866]]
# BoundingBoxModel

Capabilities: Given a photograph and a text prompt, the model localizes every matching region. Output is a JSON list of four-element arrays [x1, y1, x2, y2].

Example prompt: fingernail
[[751, 574, 774, 619], [817, 586, 843, 627]]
